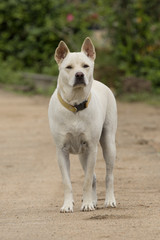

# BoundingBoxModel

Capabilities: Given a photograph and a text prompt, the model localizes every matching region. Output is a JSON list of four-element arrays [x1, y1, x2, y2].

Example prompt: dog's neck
[[57, 82, 92, 106]]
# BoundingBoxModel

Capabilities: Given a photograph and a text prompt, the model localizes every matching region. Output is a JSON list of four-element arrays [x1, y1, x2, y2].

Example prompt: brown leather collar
[[57, 92, 91, 113]]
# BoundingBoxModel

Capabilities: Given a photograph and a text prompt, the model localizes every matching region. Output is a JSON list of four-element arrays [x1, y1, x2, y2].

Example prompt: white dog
[[48, 37, 117, 212]]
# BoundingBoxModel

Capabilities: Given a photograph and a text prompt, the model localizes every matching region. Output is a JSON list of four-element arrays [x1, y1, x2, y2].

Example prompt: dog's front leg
[[81, 147, 97, 211], [57, 149, 74, 213]]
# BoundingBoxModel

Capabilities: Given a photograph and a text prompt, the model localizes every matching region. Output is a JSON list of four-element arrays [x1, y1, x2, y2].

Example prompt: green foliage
[[105, 0, 160, 90], [0, 0, 159, 94], [0, 62, 22, 84], [0, 0, 97, 74], [95, 48, 123, 89]]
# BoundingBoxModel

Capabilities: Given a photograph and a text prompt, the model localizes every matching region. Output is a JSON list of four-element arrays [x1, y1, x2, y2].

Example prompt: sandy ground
[[0, 89, 160, 240]]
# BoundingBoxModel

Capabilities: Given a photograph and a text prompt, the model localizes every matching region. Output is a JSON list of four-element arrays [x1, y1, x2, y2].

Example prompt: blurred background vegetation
[[0, 0, 160, 99]]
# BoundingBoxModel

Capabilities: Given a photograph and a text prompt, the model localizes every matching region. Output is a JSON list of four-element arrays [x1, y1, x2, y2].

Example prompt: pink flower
[[66, 14, 74, 22]]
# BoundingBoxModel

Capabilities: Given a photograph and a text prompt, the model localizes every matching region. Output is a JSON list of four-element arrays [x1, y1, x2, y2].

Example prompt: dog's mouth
[[73, 81, 86, 88]]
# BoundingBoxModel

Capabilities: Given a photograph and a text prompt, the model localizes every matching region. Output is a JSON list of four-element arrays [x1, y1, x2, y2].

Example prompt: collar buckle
[[74, 100, 87, 112]]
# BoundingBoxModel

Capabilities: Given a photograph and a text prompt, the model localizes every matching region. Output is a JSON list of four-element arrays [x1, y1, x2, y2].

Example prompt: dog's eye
[[66, 65, 73, 69], [83, 64, 89, 68]]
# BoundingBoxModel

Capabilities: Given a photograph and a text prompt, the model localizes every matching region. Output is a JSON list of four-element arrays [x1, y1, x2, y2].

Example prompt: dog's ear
[[54, 41, 70, 64], [81, 37, 96, 60]]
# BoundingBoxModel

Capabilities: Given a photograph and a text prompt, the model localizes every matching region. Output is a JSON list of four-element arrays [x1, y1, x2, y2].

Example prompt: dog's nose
[[75, 72, 84, 80], [74, 72, 85, 86]]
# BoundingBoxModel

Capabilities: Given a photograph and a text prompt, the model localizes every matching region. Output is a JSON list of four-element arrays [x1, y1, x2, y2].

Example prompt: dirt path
[[0, 90, 160, 240]]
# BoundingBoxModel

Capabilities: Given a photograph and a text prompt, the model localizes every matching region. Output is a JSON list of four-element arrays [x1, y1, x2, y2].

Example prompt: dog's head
[[54, 38, 96, 89]]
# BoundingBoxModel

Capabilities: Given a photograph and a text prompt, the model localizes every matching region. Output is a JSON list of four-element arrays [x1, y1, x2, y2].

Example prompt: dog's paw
[[60, 201, 74, 213], [92, 200, 97, 209], [105, 195, 116, 208], [81, 201, 95, 211]]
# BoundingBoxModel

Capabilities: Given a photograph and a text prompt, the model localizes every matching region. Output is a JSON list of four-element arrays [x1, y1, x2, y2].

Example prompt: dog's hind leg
[[57, 149, 74, 213], [79, 148, 97, 211], [100, 126, 117, 208]]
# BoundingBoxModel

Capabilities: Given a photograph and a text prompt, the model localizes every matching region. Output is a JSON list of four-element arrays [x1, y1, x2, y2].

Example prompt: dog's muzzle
[[74, 72, 86, 86]]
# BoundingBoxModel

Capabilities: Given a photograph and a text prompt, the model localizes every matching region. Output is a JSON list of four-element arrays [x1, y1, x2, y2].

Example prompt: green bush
[[0, 0, 98, 75], [0, 62, 21, 84], [95, 48, 124, 89], [0, 0, 159, 93], [105, 0, 160, 90]]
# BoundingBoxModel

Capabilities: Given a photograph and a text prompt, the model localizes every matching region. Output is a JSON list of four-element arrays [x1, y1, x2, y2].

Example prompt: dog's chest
[[63, 132, 88, 154], [51, 100, 101, 154]]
